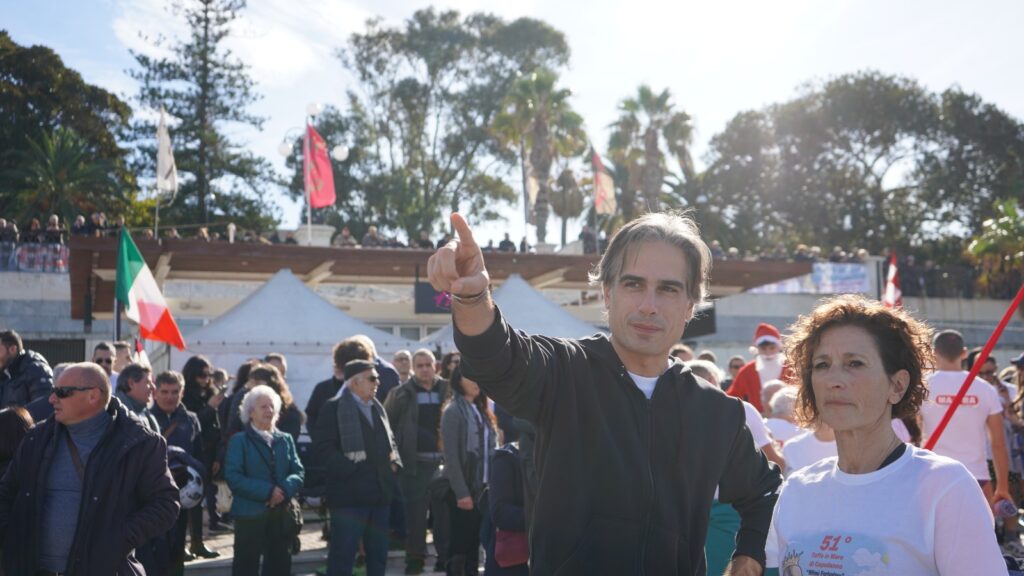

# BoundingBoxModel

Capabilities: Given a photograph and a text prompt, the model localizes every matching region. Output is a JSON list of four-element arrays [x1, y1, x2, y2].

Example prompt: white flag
[[157, 106, 178, 197], [524, 157, 539, 224]]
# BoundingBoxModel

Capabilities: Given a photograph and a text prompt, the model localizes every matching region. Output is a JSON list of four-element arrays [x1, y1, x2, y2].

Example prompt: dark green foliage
[[0, 31, 134, 220], [127, 0, 279, 233], [312, 8, 569, 242]]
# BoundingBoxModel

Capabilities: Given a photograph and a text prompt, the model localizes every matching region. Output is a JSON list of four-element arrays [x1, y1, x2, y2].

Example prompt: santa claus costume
[[726, 323, 792, 413]]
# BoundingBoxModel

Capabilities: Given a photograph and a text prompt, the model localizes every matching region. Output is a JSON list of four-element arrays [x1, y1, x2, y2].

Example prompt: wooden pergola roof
[[67, 237, 811, 319]]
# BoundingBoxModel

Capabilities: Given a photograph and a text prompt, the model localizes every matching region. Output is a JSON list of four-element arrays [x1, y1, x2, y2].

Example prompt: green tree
[[493, 69, 585, 243], [701, 71, 1024, 255], [337, 9, 569, 241], [917, 88, 1024, 236], [697, 110, 784, 251], [608, 85, 695, 214], [128, 0, 279, 232], [3, 128, 123, 222], [0, 31, 134, 217], [551, 167, 584, 246], [968, 199, 1024, 258]]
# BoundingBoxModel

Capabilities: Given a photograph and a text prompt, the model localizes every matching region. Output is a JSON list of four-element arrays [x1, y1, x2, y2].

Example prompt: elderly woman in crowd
[[773, 294, 1004, 574], [223, 363, 305, 445], [441, 366, 497, 575], [225, 384, 305, 576]]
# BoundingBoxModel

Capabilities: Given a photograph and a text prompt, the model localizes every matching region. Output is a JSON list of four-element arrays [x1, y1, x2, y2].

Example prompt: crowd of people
[[2, 208, 1024, 575]]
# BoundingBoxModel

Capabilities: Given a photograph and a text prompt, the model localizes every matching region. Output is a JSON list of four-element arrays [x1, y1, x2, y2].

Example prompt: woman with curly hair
[[772, 294, 1004, 575]]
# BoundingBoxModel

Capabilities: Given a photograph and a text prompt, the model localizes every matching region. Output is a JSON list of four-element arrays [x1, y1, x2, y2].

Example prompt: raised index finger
[[451, 213, 478, 249]]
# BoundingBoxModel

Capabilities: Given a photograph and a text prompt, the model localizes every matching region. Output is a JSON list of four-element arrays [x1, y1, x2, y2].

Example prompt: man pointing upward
[[428, 212, 781, 575]]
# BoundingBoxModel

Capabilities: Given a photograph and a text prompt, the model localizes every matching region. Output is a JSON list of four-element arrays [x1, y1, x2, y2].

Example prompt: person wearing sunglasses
[[312, 359, 401, 576], [92, 341, 117, 378], [0, 362, 179, 575], [718, 355, 746, 393]]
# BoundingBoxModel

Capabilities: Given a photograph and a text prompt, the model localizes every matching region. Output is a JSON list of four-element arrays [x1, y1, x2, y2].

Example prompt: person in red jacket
[[727, 323, 792, 413]]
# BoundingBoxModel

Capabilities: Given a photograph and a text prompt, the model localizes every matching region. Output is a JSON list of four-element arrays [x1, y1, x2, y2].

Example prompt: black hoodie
[[456, 307, 782, 576]]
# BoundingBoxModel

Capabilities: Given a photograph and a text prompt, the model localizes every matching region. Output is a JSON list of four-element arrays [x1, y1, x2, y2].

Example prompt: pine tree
[[128, 0, 278, 233]]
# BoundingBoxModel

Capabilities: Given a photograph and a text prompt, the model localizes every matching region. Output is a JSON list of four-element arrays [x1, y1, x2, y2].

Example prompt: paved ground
[[184, 511, 450, 576]]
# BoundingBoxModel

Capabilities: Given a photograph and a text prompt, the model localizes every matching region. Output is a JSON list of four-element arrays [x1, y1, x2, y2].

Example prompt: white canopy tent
[[168, 269, 418, 411], [424, 274, 602, 352]]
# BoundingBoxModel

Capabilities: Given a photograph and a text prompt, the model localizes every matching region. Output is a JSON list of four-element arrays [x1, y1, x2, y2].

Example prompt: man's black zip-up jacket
[[456, 307, 782, 575]]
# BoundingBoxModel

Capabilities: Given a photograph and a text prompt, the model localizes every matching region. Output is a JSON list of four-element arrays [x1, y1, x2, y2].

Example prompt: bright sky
[[6, 0, 1024, 246]]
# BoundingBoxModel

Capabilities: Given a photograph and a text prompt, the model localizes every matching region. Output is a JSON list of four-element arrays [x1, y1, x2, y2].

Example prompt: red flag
[[882, 253, 902, 308], [303, 125, 336, 209]]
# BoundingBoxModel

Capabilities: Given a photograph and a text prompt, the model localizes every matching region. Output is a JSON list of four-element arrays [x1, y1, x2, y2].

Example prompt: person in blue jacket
[[225, 384, 304, 576]]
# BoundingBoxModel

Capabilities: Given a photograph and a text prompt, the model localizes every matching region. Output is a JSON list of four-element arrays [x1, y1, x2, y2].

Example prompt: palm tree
[[608, 85, 695, 214], [551, 168, 584, 246], [493, 68, 585, 243], [6, 127, 119, 222]]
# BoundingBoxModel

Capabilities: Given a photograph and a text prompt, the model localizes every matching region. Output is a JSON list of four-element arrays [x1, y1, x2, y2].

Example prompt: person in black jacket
[[154, 370, 217, 566], [306, 338, 373, 432], [428, 212, 783, 576], [313, 359, 402, 576], [181, 355, 224, 554], [0, 362, 179, 575], [0, 329, 54, 406]]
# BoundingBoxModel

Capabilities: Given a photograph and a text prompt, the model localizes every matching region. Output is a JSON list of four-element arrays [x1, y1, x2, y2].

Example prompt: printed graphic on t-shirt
[[782, 532, 891, 575], [934, 394, 978, 406]]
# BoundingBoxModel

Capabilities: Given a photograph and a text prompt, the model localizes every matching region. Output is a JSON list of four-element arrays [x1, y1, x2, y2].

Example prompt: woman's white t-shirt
[[773, 445, 1006, 575], [782, 430, 837, 478]]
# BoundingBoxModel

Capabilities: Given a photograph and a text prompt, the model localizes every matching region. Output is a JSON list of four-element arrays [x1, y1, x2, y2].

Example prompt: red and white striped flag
[[882, 253, 902, 308], [591, 150, 617, 215], [133, 338, 151, 368]]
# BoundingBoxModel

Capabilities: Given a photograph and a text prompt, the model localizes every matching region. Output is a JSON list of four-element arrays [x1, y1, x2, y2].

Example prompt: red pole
[[924, 283, 1024, 450]]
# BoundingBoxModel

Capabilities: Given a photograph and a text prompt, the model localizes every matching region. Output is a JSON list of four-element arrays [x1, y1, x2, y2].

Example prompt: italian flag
[[116, 231, 186, 350]]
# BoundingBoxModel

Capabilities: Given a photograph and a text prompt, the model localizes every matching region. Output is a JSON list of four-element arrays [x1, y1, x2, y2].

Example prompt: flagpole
[[520, 136, 530, 230], [304, 121, 313, 246], [114, 228, 122, 342], [154, 185, 161, 240]]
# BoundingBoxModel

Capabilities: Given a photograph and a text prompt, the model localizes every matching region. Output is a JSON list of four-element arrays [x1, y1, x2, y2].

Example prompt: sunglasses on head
[[53, 386, 96, 399], [95, 358, 113, 365]]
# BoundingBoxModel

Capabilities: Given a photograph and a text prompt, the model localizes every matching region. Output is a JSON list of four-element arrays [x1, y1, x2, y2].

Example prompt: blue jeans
[[328, 505, 390, 576]]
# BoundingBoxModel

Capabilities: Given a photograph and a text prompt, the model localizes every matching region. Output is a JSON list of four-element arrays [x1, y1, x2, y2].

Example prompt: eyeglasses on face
[[94, 358, 113, 365], [980, 370, 996, 377], [366, 375, 380, 383], [53, 386, 97, 399], [729, 364, 743, 370]]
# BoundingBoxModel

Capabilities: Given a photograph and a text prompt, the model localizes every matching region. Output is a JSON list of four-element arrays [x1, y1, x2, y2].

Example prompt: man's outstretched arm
[[428, 213, 494, 335]]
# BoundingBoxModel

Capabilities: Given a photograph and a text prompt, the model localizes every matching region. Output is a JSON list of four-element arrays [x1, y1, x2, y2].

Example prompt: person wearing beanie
[[726, 323, 793, 413], [312, 359, 402, 576]]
